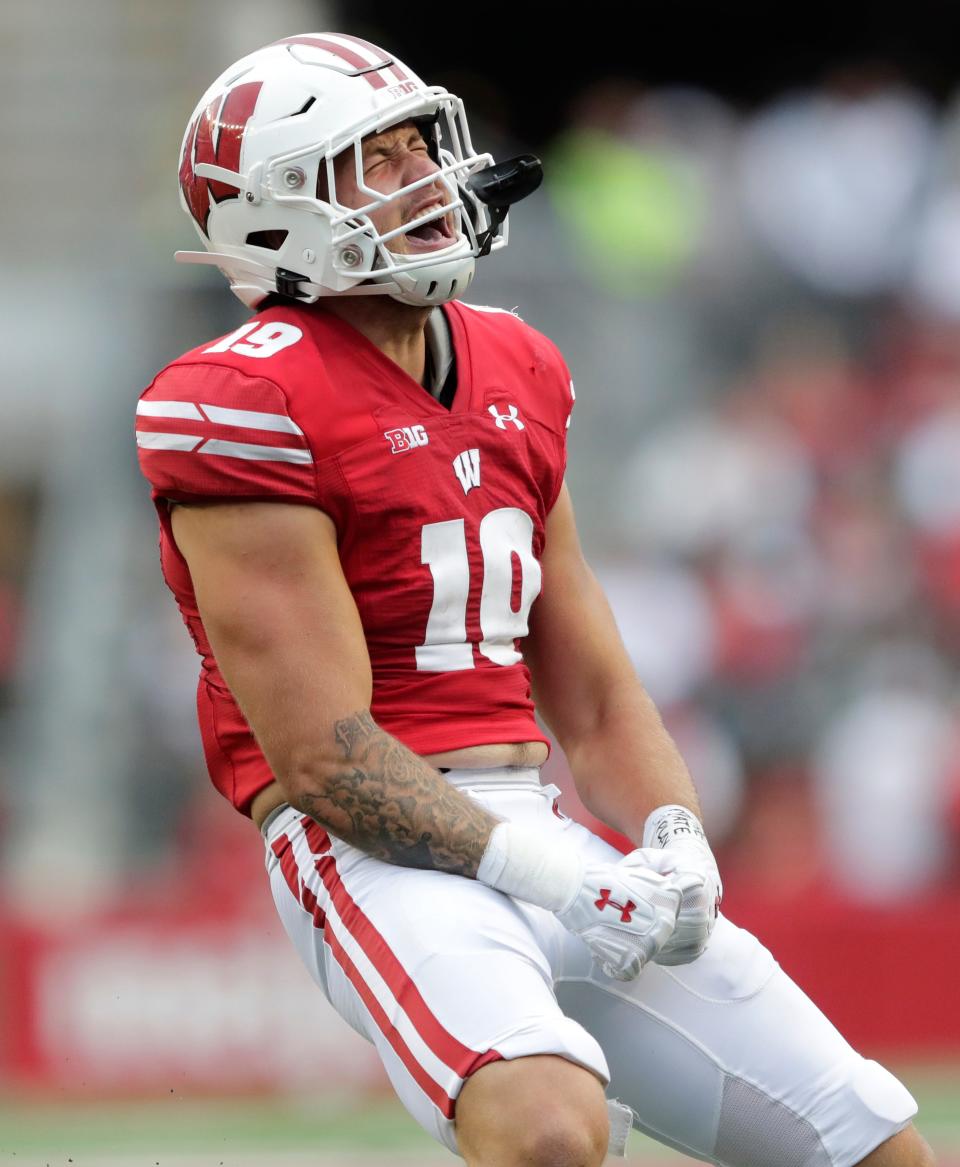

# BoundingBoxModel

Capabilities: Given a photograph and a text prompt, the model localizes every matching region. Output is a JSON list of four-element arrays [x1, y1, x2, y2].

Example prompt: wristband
[[477, 822, 584, 913], [642, 804, 708, 851]]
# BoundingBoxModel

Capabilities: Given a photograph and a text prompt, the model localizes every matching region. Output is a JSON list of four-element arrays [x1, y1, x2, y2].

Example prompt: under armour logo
[[452, 448, 481, 495], [488, 404, 524, 430], [595, 889, 637, 923]]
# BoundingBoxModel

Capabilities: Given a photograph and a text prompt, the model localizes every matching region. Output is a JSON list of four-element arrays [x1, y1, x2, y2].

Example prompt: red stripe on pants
[[273, 826, 504, 1115], [271, 834, 300, 901], [300, 884, 327, 930], [300, 815, 331, 855], [314, 855, 481, 1074], [323, 910, 456, 1116]]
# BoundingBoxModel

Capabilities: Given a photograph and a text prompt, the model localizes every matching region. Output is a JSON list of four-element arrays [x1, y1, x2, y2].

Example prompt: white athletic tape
[[476, 822, 583, 912], [642, 804, 708, 851]]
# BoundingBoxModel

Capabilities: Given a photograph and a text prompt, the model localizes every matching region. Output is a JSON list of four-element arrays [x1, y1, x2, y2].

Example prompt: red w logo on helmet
[[179, 81, 263, 234]]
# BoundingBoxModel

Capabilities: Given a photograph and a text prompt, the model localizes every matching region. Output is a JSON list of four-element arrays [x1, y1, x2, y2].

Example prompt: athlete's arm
[[170, 500, 498, 875], [526, 483, 721, 962], [525, 482, 702, 841]]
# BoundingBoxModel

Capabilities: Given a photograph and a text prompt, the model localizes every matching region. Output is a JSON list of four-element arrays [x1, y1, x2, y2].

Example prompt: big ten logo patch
[[384, 424, 429, 454]]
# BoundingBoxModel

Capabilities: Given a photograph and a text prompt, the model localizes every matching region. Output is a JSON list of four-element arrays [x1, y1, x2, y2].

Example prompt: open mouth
[[404, 204, 455, 250]]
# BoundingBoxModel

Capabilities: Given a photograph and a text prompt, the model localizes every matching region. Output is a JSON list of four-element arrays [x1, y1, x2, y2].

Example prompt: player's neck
[[320, 297, 431, 386]]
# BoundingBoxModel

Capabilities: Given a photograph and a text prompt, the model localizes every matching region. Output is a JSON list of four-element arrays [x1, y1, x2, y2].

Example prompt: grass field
[[1, 1067, 957, 1166]]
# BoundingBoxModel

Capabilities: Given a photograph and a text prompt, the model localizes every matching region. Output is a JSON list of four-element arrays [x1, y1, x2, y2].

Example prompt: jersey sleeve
[[529, 328, 577, 513], [135, 362, 317, 504], [539, 333, 577, 438]]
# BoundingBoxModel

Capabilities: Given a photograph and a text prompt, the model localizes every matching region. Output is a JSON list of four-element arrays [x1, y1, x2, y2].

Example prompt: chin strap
[[175, 249, 322, 300], [274, 268, 311, 300], [174, 250, 399, 301]]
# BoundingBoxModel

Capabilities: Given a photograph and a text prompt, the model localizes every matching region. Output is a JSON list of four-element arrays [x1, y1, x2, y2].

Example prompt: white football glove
[[476, 821, 683, 980], [642, 805, 722, 966], [555, 851, 684, 980]]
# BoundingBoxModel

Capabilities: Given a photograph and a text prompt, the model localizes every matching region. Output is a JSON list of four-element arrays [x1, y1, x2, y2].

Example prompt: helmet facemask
[[177, 70, 504, 308], [268, 96, 498, 306]]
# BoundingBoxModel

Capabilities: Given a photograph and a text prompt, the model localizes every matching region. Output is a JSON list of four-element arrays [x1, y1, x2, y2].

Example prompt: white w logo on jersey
[[452, 448, 481, 495]]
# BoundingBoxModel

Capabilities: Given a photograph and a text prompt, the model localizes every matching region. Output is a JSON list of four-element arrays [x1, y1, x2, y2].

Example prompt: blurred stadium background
[[1, 1, 959, 1162]]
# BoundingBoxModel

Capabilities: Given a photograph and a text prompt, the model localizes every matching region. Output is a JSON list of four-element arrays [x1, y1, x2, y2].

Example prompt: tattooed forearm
[[293, 710, 500, 876]]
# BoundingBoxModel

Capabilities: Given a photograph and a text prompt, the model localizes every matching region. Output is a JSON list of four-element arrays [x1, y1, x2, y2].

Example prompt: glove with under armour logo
[[476, 822, 682, 980], [641, 804, 722, 966], [554, 851, 683, 979]]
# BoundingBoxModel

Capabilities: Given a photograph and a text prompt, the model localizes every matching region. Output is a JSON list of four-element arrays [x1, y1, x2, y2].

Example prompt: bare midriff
[[250, 740, 549, 830]]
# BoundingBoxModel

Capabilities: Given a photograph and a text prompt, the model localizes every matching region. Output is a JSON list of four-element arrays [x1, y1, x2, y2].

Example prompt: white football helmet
[[176, 33, 507, 308]]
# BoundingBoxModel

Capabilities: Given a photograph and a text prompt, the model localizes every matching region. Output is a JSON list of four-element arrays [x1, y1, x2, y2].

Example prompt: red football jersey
[[136, 300, 575, 814]]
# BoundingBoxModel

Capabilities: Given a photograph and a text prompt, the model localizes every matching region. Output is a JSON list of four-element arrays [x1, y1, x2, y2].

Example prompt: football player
[[136, 34, 934, 1167]]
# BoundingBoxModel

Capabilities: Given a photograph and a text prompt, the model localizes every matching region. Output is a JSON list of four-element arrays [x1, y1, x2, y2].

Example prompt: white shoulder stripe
[[137, 431, 203, 452], [199, 403, 304, 435], [198, 439, 313, 464], [137, 400, 203, 421]]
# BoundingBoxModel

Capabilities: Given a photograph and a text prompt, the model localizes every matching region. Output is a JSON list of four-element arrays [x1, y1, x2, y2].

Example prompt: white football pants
[[262, 768, 916, 1165]]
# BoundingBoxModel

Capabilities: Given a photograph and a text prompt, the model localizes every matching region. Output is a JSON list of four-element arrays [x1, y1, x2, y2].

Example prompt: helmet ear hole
[[245, 229, 288, 250]]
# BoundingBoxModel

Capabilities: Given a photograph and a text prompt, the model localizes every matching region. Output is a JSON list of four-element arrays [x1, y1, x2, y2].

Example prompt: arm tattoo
[[294, 710, 499, 877]]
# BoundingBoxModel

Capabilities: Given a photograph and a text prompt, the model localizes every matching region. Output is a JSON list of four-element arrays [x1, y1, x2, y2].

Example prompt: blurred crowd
[[535, 64, 960, 905], [4, 57, 960, 910]]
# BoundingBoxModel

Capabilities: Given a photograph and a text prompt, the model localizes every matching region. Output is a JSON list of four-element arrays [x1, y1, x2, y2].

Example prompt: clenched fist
[[556, 851, 684, 980], [642, 805, 722, 966]]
